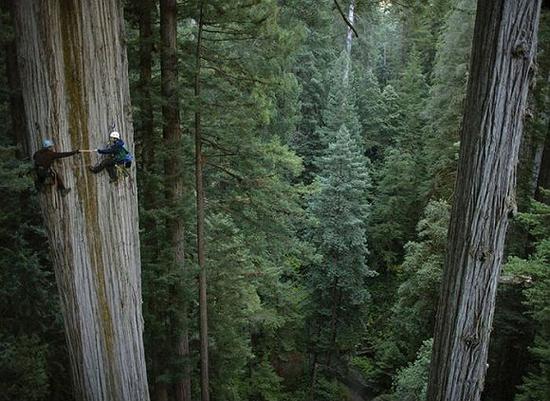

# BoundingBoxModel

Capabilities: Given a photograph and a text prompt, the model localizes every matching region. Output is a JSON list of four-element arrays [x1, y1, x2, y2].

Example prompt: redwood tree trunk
[[12, 1, 150, 400], [427, 2, 541, 401]]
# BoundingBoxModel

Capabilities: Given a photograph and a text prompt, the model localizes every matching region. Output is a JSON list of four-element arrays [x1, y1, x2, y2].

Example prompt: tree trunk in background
[[532, 17, 550, 200], [155, 385, 168, 401], [426, 2, 541, 401], [195, 2, 210, 401], [535, 127, 550, 199], [138, 0, 154, 158], [343, 0, 354, 84], [160, 0, 191, 400], [530, 140, 545, 196], [326, 277, 339, 368], [12, 1, 150, 400], [175, 335, 191, 401], [521, 72, 548, 200], [5, 38, 28, 156], [534, 8, 550, 200], [137, 0, 156, 217], [1, 0, 27, 155]]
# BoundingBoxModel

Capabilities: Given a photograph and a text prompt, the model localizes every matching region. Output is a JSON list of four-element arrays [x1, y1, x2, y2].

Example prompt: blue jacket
[[98, 139, 133, 163]]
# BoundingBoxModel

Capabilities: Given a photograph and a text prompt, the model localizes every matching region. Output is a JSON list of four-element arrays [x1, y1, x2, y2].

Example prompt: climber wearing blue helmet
[[33, 139, 80, 196]]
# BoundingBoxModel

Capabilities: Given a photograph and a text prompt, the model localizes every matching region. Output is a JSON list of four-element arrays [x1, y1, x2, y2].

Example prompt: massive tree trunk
[[12, 1, 150, 400], [426, 2, 541, 401], [159, 0, 192, 400]]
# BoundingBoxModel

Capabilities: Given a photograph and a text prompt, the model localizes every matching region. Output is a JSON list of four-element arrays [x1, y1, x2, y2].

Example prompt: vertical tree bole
[[12, 1, 150, 400], [194, 2, 210, 400], [4, 38, 28, 155], [159, 0, 192, 399], [427, 1, 541, 401]]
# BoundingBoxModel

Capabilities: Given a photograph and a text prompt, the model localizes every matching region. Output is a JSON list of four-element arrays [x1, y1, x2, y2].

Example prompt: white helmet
[[109, 131, 120, 140]]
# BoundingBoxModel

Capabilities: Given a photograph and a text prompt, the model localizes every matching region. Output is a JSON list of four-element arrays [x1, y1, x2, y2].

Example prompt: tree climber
[[89, 131, 133, 183], [33, 139, 80, 196]]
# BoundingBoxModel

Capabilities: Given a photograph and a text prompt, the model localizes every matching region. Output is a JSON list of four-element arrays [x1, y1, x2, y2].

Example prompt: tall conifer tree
[[308, 125, 373, 372]]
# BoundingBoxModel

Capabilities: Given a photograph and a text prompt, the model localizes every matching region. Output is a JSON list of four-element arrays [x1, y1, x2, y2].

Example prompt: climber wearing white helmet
[[89, 130, 133, 183]]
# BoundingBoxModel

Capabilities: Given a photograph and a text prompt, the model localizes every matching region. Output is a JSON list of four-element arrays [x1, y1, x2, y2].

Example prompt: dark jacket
[[97, 139, 132, 163], [33, 148, 79, 169]]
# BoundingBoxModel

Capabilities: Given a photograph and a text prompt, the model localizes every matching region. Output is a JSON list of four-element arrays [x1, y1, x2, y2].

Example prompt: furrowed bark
[[12, 1, 150, 400], [427, 2, 541, 401]]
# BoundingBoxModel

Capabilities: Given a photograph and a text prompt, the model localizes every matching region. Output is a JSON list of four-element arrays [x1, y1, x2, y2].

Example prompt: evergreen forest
[[0, 1, 549, 401]]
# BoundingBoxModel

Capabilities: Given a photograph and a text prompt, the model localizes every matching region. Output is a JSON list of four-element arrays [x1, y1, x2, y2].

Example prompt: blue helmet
[[43, 139, 54, 148]]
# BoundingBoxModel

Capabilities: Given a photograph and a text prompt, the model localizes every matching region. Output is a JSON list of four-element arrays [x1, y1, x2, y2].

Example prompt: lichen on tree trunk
[[12, 1, 150, 400]]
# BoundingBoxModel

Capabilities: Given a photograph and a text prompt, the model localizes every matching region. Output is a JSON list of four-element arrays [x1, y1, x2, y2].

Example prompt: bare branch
[[206, 162, 244, 182], [333, 0, 358, 38], [203, 27, 251, 35], [202, 35, 259, 42], [201, 64, 269, 85]]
